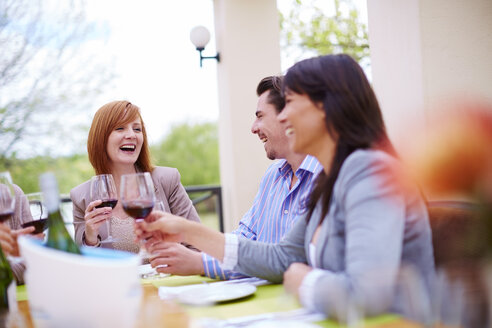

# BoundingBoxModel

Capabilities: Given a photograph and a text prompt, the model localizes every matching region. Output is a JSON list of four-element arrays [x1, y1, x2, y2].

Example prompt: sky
[[80, 0, 368, 148], [83, 0, 219, 146], [14, 0, 366, 157]]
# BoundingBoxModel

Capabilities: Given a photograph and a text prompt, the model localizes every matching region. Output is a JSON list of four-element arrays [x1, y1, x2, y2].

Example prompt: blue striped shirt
[[202, 155, 322, 279]]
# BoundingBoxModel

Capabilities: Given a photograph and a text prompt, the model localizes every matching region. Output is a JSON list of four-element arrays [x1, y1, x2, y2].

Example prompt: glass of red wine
[[22, 193, 49, 235], [90, 174, 118, 243], [0, 172, 15, 224], [120, 172, 155, 259]]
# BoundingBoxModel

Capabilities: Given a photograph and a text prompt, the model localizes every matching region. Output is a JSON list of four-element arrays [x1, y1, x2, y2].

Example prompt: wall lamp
[[190, 26, 220, 67]]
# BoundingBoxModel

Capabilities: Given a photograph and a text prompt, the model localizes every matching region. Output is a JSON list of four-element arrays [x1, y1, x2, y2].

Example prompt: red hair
[[87, 100, 154, 175]]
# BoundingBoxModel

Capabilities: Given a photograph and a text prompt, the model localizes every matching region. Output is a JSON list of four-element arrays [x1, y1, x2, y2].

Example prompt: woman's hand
[[0, 223, 16, 256], [135, 211, 187, 245], [0, 224, 34, 257], [283, 262, 313, 298], [137, 211, 225, 262], [84, 200, 112, 245], [10, 226, 35, 256]]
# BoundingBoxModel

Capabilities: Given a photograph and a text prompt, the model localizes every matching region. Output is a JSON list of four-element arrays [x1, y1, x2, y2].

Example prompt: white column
[[213, 0, 281, 231], [367, 0, 492, 150]]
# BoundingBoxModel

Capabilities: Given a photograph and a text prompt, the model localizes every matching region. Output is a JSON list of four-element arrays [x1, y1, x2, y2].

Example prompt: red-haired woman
[[71, 101, 200, 253]]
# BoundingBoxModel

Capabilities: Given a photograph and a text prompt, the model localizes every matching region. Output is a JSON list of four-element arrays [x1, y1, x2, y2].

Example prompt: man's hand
[[148, 241, 204, 276]]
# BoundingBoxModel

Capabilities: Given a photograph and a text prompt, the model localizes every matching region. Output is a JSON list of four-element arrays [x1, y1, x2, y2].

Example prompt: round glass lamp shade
[[190, 25, 211, 49]]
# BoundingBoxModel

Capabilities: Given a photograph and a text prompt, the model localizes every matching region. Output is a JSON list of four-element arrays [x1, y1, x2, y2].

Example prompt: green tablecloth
[[18, 276, 402, 327], [147, 275, 401, 327]]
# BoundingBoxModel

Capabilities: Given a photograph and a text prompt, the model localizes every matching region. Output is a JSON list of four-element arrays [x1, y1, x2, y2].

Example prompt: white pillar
[[367, 0, 492, 150], [213, 0, 281, 231]]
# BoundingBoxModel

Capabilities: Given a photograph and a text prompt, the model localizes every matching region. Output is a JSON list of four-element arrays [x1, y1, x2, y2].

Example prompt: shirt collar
[[277, 155, 322, 176], [297, 155, 323, 175]]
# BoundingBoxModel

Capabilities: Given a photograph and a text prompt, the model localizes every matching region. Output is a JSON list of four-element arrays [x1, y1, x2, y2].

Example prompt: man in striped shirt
[[148, 76, 322, 279]]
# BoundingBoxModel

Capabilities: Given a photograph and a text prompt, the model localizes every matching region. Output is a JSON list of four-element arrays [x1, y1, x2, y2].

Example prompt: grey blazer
[[234, 150, 435, 319], [71, 166, 200, 245]]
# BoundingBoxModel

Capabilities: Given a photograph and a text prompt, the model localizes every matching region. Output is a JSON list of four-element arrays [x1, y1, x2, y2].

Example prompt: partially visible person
[[0, 224, 16, 256], [147, 76, 321, 279], [71, 101, 200, 253], [1, 185, 37, 284], [137, 54, 435, 320]]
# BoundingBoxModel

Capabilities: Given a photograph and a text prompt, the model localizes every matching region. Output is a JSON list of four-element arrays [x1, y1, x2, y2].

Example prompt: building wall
[[213, 0, 282, 231], [367, 0, 492, 150]]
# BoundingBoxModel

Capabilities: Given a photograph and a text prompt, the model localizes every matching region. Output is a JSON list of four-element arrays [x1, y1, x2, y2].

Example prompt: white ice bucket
[[19, 236, 142, 328]]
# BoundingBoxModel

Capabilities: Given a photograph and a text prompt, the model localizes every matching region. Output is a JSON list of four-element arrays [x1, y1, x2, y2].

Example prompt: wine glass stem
[[106, 218, 112, 239]]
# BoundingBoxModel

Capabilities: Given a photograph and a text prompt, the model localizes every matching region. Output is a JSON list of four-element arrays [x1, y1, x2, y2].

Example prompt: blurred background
[[0, 0, 369, 230]]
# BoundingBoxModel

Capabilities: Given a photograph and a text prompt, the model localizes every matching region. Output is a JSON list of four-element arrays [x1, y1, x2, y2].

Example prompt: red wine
[[95, 199, 118, 209], [0, 211, 13, 223], [123, 201, 154, 220], [21, 218, 49, 234]]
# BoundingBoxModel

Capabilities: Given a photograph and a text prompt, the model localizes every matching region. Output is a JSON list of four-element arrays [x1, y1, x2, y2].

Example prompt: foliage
[[1, 154, 93, 195], [2, 121, 220, 195], [0, 0, 114, 160], [280, 0, 369, 65], [151, 122, 220, 186]]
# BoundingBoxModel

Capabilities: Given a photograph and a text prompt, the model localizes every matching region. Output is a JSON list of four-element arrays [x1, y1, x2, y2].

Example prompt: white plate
[[248, 321, 321, 328], [177, 283, 256, 305], [138, 264, 170, 279], [138, 264, 156, 276]]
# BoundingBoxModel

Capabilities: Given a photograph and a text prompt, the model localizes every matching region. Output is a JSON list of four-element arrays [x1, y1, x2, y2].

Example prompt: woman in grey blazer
[[71, 101, 200, 253], [136, 55, 435, 321]]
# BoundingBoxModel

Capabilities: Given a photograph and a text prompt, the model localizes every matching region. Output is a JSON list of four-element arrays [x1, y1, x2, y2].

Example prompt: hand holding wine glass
[[22, 193, 48, 236], [120, 172, 155, 260], [0, 224, 16, 256], [120, 173, 155, 221], [89, 174, 118, 243]]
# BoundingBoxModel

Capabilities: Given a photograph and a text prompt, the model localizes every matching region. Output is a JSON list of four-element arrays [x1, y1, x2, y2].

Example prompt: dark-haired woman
[[136, 55, 434, 319]]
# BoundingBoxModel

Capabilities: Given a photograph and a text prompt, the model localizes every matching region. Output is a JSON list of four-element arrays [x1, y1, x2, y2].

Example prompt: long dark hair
[[283, 54, 396, 222]]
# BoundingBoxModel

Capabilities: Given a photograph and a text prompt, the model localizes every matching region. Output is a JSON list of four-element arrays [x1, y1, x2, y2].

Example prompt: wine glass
[[0, 172, 15, 224], [22, 193, 49, 235], [90, 174, 118, 243], [141, 200, 169, 279], [120, 172, 155, 260]]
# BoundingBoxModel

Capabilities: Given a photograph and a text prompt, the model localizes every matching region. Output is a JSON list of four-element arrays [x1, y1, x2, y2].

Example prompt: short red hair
[[87, 100, 154, 175]]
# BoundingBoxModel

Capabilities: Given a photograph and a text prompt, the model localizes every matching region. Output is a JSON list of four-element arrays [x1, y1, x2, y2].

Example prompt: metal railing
[[60, 185, 224, 233], [185, 185, 224, 232]]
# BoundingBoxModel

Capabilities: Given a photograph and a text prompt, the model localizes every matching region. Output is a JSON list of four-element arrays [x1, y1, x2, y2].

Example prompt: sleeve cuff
[[299, 268, 325, 311], [220, 233, 238, 271], [82, 232, 101, 247]]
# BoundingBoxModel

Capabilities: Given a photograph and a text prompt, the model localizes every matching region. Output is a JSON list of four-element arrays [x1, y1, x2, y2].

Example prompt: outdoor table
[[13, 275, 422, 327]]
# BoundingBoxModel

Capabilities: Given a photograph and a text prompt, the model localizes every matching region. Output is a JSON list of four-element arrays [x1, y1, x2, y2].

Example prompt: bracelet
[[83, 232, 101, 247]]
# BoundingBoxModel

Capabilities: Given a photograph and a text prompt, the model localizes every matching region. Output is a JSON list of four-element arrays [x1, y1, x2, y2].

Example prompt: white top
[[309, 243, 317, 268]]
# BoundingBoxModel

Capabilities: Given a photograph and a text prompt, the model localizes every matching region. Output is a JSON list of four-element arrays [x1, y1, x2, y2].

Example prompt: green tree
[[280, 0, 369, 65], [1, 154, 93, 195], [0, 0, 114, 163], [151, 122, 219, 186], [4, 122, 220, 195]]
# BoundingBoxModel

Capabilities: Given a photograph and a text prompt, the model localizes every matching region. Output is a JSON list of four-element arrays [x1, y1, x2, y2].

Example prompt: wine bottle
[[0, 245, 15, 313], [40, 173, 82, 255]]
